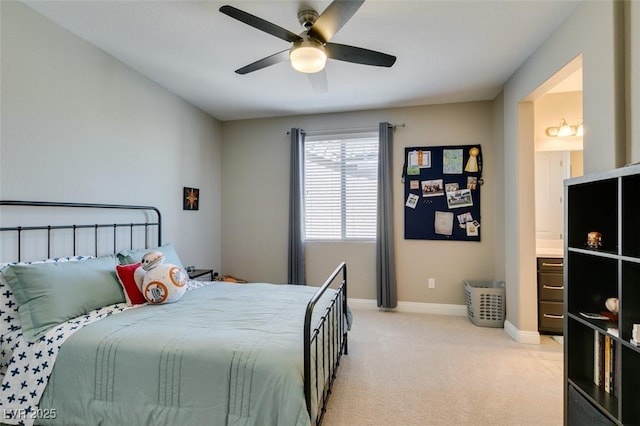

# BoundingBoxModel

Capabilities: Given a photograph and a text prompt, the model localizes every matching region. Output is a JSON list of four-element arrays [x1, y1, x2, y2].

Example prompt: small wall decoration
[[183, 187, 200, 211], [587, 231, 602, 249], [465, 147, 480, 172]]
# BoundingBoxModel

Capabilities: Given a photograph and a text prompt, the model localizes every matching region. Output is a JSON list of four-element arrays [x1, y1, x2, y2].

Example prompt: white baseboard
[[504, 319, 541, 344], [347, 298, 467, 316]]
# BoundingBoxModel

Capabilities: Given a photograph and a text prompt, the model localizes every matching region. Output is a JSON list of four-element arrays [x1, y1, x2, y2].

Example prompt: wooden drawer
[[537, 257, 564, 272], [538, 272, 564, 301], [538, 301, 564, 333]]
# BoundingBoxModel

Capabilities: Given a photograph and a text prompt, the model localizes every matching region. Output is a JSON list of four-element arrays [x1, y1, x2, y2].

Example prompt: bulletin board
[[404, 145, 483, 241]]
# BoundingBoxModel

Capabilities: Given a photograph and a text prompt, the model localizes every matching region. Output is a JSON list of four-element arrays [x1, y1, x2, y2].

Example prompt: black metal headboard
[[0, 201, 161, 262]]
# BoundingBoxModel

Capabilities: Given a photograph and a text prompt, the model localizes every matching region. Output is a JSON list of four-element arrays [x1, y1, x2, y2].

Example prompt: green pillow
[[117, 243, 186, 271], [2, 255, 124, 342]]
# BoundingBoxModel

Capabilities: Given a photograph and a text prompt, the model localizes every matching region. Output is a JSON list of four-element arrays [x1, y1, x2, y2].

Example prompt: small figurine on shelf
[[599, 297, 619, 322], [587, 231, 602, 249], [605, 297, 619, 314]]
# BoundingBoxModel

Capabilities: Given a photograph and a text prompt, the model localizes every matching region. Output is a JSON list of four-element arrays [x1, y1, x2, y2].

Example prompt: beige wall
[[492, 91, 506, 294], [501, 0, 626, 340], [0, 2, 223, 269], [629, 0, 640, 163], [221, 101, 496, 305]]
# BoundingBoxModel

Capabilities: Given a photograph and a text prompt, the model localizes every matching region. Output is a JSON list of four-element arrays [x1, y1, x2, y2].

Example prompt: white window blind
[[304, 131, 378, 240]]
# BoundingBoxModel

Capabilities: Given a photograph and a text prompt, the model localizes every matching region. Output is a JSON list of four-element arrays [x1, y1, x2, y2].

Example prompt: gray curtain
[[288, 128, 306, 285], [376, 122, 397, 308]]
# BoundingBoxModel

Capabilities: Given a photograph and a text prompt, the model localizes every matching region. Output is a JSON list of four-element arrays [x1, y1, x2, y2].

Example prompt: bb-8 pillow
[[141, 263, 187, 304]]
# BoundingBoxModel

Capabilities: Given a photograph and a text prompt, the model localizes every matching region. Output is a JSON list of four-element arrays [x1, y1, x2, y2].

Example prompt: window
[[303, 131, 378, 240]]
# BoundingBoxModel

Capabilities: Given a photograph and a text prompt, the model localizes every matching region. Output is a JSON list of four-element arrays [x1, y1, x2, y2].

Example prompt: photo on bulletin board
[[403, 145, 482, 241]]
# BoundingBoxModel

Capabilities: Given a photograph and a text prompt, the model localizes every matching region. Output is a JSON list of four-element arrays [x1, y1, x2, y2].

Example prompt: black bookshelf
[[565, 164, 640, 425]]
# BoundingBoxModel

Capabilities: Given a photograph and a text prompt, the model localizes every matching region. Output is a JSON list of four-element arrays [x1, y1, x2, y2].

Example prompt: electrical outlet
[[428, 278, 435, 288]]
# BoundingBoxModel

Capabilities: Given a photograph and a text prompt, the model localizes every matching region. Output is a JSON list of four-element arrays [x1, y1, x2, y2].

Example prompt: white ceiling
[[23, 0, 582, 121]]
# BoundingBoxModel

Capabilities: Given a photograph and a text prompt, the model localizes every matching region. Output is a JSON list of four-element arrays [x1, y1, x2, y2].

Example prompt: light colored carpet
[[322, 307, 563, 426]]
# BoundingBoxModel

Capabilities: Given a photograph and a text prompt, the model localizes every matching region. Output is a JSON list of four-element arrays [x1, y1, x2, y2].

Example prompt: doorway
[[534, 76, 584, 251], [529, 56, 584, 338]]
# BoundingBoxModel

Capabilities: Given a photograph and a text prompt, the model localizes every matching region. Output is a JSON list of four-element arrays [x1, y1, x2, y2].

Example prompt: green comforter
[[37, 283, 336, 426]]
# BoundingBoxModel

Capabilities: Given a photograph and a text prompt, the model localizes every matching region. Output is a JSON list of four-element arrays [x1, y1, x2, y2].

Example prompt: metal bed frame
[[305, 261, 348, 425], [0, 200, 161, 261], [0, 200, 348, 425]]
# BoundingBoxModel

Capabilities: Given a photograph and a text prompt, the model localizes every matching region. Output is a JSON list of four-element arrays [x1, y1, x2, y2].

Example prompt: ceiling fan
[[219, 1, 396, 91]]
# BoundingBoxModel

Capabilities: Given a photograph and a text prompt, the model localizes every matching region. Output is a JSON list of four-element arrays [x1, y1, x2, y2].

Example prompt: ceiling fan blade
[[235, 50, 290, 75], [307, 69, 328, 93], [219, 5, 302, 43], [307, 0, 365, 43], [325, 42, 396, 67]]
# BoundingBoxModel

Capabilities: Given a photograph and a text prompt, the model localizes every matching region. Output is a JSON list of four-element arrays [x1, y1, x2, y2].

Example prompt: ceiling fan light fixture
[[290, 39, 327, 74]]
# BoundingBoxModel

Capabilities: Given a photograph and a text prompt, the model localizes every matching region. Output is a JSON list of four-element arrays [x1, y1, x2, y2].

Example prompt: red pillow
[[115, 262, 146, 306]]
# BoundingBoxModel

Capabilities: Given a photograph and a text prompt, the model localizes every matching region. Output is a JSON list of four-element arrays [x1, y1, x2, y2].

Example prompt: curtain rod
[[286, 123, 405, 135]]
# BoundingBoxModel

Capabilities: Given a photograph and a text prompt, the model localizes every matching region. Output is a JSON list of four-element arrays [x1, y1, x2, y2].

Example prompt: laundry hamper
[[464, 280, 506, 327]]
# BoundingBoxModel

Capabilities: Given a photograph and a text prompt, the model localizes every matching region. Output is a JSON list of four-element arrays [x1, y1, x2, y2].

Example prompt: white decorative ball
[[605, 297, 619, 314], [141, 263, 187, 304]]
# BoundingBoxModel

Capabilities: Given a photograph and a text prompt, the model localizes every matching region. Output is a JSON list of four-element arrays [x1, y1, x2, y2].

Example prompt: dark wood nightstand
[[187, 269, 214, 281]]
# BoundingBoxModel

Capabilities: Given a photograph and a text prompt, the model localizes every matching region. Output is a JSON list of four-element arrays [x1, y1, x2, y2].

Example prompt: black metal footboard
[[304, 262, 348, 425]]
